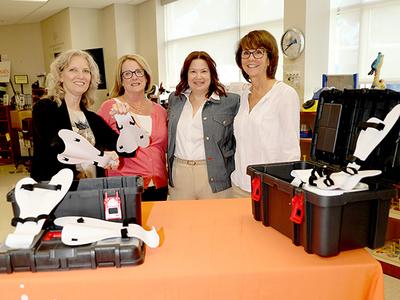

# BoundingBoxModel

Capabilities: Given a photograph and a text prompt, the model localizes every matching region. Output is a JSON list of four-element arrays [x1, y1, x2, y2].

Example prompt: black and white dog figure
[[57, 129, 118, 169], [114, 113, 150, 155]]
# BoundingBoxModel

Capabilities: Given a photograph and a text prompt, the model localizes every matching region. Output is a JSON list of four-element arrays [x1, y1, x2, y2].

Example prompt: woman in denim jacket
[[168, 51, 240, 200]]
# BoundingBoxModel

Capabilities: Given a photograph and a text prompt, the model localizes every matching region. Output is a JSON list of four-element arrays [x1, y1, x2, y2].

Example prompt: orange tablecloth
[[1, 198, 384, 300]]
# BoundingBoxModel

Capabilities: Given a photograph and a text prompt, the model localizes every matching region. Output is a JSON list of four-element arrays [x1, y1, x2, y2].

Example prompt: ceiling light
[[12, 0, 49, 2]]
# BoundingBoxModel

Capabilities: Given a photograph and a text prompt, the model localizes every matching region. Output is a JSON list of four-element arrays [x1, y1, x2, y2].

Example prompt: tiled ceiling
[[0, 0, 147, 26]]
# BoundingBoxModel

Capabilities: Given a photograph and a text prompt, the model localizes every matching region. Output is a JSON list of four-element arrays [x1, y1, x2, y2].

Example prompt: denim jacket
[[168, 92, 240, 193]]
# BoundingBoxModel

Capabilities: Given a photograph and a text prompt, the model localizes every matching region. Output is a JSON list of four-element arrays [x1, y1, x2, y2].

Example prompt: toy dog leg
[[57, 129, 116, 168], [54, 216, 159, 248], [5, 169, 73, 249], [353, 104, 400, 161]]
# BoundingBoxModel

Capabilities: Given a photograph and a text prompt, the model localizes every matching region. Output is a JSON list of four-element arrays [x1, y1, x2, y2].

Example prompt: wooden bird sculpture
[[369, 52, 386, 89]]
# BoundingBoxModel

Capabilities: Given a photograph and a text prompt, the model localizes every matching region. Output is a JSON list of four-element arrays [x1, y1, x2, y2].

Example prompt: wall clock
[[280, 28, 305, 60]]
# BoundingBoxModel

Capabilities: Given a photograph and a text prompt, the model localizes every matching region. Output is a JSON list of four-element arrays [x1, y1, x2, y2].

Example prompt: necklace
[[121, 96, 150, 115]]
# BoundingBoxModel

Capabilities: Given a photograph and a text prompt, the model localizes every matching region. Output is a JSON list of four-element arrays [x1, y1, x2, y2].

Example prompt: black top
[[31, 98, 119, 181]]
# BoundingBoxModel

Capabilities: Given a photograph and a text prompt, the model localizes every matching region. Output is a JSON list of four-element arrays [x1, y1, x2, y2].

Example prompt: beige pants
[[230, 184, 251, 199], [169, 158, 230, 200]]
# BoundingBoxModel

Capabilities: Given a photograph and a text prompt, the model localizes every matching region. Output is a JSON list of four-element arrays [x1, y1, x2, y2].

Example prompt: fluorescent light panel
[[12, 0, 48, 2]]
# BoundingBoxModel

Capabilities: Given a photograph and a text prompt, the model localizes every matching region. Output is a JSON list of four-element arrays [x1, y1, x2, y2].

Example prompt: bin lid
[[310, 88, 400, 183]]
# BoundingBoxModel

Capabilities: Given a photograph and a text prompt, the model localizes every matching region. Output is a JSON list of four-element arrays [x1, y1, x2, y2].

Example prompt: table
[[0, 199, 384, 300]]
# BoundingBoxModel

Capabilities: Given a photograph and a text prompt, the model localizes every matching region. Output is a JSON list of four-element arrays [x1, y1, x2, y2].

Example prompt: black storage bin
[[7, 175, 144, 225], [248, 89, 400, 257], [0, 230, 145, 273], [1, 176, 145, 273]]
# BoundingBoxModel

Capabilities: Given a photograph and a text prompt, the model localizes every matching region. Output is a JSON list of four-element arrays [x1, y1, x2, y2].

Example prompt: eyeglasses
[[241, 48, 266, 59], [121, 69, 145, 79]]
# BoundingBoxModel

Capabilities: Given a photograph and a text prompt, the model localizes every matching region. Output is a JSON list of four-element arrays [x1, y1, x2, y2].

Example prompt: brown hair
[[235, 30, 279, 82], [46, 49, 100, 108], [175, 51, 226, 98], [109, 54, 153, 98]]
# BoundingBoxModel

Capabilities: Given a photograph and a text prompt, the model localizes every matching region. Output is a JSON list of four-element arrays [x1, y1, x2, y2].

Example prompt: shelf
[[300, 111, 316, 116], [367, 240, 400, 279], [390, 209, 400, 220], [374, 189, 400, 278], [0, 105, 14, 164], [300, 138, 312, 143], [300, 111, 316, 161]]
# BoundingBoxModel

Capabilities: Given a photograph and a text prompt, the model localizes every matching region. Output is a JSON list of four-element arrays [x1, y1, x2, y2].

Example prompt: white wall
[[69, 7, 108, 110], [101, 5, 118, 102], [283, 0, 306, 100], [70, 8, 103, 49], [304, 0, 329, 100], [283, 0, 330, 101], [114, 4, 137, 58], [41, 9, 72, 71], [0, 23, 45, 96], [40, 5, 140, 111], [136, 0, 160, 84]]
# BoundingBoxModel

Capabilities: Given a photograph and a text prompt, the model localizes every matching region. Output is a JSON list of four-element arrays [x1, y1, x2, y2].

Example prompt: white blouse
[[231, 81, 301, 192], [132, 113, 152, 136], [174, 94, 207, 161], [67, 108, 96, 178]]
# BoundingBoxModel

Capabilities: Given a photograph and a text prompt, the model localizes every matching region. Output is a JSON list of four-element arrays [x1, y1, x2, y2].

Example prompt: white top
[[231, 81, 301, 192], [67, 109, 96, 178], [175, 93, 207, 161], [131, 113, 153, 186], [132, 113, 152, 136]]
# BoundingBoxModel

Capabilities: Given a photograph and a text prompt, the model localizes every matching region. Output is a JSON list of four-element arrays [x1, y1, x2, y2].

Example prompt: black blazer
[[31, 98, 119, 181]]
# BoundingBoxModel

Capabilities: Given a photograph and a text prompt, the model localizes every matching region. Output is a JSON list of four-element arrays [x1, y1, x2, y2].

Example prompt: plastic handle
[[251, 176, 261, 201], [290, 193, 304, 224]]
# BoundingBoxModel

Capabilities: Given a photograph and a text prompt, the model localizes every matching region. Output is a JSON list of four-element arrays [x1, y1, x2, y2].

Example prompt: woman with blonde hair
[[31, 49, 120, 181], [98, 54, 168, 201]]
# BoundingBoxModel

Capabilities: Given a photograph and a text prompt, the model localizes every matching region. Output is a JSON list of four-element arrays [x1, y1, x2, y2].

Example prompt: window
[[164, 0, 284, 89], [329, 0, 400, 90]]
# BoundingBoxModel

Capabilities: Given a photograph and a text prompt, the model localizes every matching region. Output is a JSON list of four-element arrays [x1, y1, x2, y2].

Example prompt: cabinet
[[0, 105, 14, 164], [9, 109, 33, 169], [299, 111, 316, 160], [32, 87, 46, 105], [369, 186, 400, 278]]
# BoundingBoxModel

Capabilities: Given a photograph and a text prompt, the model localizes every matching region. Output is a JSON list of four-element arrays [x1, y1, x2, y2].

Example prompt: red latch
[[290, 193, 304, 224], [104, 191, 122, 220], [42, 231, 62, 241], [251, 176, 261, 201]]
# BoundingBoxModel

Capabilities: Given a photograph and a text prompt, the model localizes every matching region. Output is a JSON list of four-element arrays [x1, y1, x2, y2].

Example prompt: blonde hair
[[109, 54, 153, 98], [46, 49, 100, 108]]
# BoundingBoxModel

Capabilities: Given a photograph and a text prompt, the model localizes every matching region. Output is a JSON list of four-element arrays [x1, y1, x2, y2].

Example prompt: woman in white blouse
[[230, 30, 301, 197]]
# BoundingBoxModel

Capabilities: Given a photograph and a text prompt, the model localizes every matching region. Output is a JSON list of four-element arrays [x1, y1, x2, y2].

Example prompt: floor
[[0, 164, 399, 298]]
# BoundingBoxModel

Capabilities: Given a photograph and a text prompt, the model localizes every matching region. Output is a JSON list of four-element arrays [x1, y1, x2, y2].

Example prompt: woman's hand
[[103, 151, 120, 170], [110, 99, 130, 116]]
